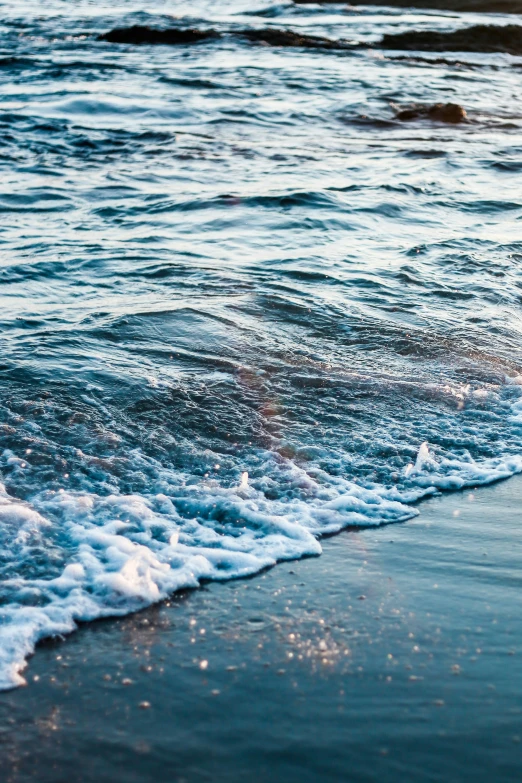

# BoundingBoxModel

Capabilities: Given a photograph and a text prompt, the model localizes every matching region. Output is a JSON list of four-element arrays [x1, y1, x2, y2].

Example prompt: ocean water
[[0, 0, 521, 690]]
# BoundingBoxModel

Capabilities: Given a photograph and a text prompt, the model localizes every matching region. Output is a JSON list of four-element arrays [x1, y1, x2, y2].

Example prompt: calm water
[[0, 0, 521, 689]]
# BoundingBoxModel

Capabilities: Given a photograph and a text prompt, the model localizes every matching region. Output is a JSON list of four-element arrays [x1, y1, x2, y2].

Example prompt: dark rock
[[98, 26, 220, 46], [98, 25, 354, 51], [379, 24, 522, 55], [396, 107, 423, 121], [395, 103, 467, 123], [389, 55, 477, 67], [237, 28, 353, 50], [294, 0, 522, 11], [428, 103, 467, 122]]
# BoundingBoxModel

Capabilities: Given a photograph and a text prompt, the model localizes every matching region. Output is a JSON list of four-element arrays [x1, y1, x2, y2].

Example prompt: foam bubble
[[1, 428, 522, 691]]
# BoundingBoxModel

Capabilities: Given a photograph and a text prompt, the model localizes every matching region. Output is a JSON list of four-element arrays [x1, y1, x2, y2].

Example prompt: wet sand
[[2, 477, 522, 783]]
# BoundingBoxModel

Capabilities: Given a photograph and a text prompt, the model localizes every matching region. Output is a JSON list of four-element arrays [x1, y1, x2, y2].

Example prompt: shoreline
[[2, 476, 522, 782]]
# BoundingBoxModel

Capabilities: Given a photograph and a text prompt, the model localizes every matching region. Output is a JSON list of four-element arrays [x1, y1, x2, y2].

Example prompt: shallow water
[[4, 478, 522, 783], [0, 0, 521, 689]]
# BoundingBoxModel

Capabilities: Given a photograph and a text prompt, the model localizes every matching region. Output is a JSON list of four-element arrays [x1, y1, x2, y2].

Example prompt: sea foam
[[1, 438, 521, 690]]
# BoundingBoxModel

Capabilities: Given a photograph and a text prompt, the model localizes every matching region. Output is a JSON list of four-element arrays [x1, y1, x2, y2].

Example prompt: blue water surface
[[0, 0, 521, 688]]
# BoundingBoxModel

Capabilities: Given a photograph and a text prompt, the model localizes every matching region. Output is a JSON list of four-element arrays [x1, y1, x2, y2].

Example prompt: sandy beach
[[2, 476, 522, 782]]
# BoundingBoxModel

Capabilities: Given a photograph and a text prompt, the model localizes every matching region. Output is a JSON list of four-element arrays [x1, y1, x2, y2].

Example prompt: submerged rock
[[379, 24, 522, 55], [395, 103, 467, 123], [237, 28, 353, 50], [98, 26, 220, 45], [99, 25, 353, 51], [294, 0, 522, 11]]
